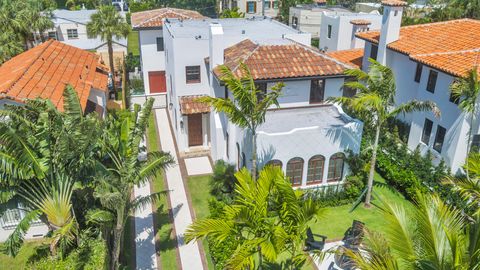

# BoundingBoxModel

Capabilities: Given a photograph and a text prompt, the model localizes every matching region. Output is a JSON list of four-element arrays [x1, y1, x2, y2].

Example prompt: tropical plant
[[210, 160, 237, 203], [220, 7, 244, 18], [452, 152, 480, 216], [328, 59, 440, 207], [185, 166, 324, 270], [197, 63, 284, 180], [450, 67, 480, 178], [90, 98, 174, 270], [345, 193, 480, 270], [87, 5, 130, 94]]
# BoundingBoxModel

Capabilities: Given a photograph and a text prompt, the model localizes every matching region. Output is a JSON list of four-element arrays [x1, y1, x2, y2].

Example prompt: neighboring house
[[288, 3, 350, 38], [236, 0, 280, 18], [319, 11, 382, 51], [334, 0, 480, 173], [131, 8, 206, 107], [0, 39, 109, 241], [163, 18, 363, 188], [355, 2, 382, 13]]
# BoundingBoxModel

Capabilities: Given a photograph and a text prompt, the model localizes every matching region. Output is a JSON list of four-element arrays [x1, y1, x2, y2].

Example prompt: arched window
[[328, 153, 345, 182], [307, 155, 325, 185], [286, 157, 304, 186], [266, 159, 283, 169]]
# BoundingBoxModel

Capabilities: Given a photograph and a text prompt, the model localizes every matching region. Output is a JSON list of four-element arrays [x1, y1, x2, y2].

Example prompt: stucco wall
[[289, 7, 323, 38], [139, 29, 166, 95]]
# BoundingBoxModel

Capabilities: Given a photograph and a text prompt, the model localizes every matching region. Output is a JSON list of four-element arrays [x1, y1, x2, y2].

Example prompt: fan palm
[[450, 67, 480, 178], [87, 5, 130, 95], [92, 98, 174, 270], [328, 59, 440, 207], [197, 63, 284, 179]]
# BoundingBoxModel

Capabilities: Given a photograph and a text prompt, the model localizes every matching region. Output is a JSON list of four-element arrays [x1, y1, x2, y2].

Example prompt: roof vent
[[195, 35, 202, 39]]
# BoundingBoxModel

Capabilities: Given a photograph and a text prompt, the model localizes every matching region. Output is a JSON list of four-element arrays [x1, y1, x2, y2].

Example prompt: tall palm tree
[[87, 5, 130, 95], [185, 166, 323, 270], [450, 67, 480, 178], [91, 98, 174, 270], [197, 63, 284, 179], [328, 59, 440, 207]]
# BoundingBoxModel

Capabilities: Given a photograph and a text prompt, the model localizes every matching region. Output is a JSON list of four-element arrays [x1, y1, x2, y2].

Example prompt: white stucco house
[[234, 0, 280, 18], [330, 0, 480, 174], [163, 17, 363, 188], [131, 8, 206, 108]]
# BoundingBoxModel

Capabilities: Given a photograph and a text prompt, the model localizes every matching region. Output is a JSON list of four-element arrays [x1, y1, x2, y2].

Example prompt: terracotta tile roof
[[411, 50, 480, 78], [327, 49, 364, 69], [350, 19, 372, 25], [131, 8, 206, 29], [179, 95, 210, 115], [356, 19, 480, 78], [0, 40, 108, 111], [213, 39, 353, 80], [381, 0, 408, 6]]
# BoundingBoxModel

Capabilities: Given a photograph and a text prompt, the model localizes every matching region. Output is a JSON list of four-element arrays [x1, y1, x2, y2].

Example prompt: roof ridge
[[412, 48, 480, 57], [230, 39, 260, 74]]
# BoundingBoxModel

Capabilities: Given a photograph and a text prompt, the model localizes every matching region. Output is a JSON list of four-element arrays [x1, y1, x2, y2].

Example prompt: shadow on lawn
[[154, 204, 177, 253]]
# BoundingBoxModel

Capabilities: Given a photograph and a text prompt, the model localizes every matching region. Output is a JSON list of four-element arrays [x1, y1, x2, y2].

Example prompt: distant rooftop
[[52, 9, 97, 25], [131, 8, 206, 29], [291, 4, 351, 13]]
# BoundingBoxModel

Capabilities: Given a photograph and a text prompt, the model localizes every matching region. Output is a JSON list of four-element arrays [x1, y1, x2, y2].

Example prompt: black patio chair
[[343, 220, 365, 249], [304, 227, 327, 251]]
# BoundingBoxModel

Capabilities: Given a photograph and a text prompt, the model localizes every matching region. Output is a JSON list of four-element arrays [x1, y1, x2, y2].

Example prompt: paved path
[[134, 139, 158, 270], [155, 108, 204, 270]]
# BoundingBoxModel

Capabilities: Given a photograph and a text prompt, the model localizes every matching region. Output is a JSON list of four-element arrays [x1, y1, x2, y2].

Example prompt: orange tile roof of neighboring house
[[327, 49, 364, 69], [0, 40, 109, 111], [179, 95, 210, 115], [411, 50, 480, 78], [356, 19, 480, 78], [381, 0, 408, 6], [350, 19, 372, 25], [131, 8, 206, 29], [213, 39, 353, 80]]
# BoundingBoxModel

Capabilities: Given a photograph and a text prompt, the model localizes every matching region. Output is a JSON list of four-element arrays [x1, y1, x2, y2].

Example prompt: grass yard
[[0, 240, 47, 269], [146, 113, 179, 270], [311, 172, 413, 241], [127, 31, 140, 56]]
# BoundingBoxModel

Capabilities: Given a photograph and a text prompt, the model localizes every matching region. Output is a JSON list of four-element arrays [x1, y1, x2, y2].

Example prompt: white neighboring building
[[235, 0, 280, 18], [288, 4, 350, 38], [343, 0, 480, 174], [131, 8, 205, 108], [163, 18, 363, 188], [319, 11, 382, 52]]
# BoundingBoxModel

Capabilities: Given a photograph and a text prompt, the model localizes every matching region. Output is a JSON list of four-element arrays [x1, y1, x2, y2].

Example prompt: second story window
[[327, 25, 332, 39], [433, 125, 446, 153], [246, 1, 256, 13], [48, 31, 57, 40], [310, 79, 325, 104], [156, 37, 164, 51], [264, 0, 271, 9], [414, 63, 423, 83], [421, 118, 433, 145], [426, 70, 438, 93], [67, 29, 78, 39], [255, 82, 267, 101], [370, 44, 378, 60], [186, 66, 201, 84]]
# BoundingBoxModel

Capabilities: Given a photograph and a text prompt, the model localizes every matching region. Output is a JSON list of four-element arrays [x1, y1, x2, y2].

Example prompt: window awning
[[179, 95, 211, 115]]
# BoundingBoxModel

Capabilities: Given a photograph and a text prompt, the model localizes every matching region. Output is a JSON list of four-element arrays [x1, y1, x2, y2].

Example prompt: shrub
[[125, 54, 140, 72], [302, 176, 364, 207], [209, 160, 237, 203]]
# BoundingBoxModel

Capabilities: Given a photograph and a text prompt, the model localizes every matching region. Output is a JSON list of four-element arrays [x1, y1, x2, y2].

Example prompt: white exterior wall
[[236, 0, 280, 18], [139, 29, 166, 95], [0, 222, 49, 243], [55, 22, 88, 41], [289, 7, 323, 38]]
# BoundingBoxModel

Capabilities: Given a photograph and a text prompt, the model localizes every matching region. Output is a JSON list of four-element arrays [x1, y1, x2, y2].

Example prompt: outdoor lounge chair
[[305, 227, 327, 251], [343, 220, 365, 249]]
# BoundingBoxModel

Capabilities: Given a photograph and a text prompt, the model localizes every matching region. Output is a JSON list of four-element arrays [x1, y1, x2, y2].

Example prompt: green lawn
[[0, 240, 47, 269], [146, 113, 179, 270], [127, 31, 140, 56], [311, 172, 413, 241]]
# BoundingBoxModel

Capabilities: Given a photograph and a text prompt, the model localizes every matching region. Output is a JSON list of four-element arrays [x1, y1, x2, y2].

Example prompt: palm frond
[[62, 85, 83, 119], [4, 209, 41, 257]]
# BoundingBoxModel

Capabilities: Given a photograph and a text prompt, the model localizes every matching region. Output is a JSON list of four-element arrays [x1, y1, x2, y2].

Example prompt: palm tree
[[91, 98, 174, 270], [344, 193, 480, 270], [452, 152, 480, 216], [450, 67, 480, 178], [0, 32, 23, 64], [328, 59, 440, 207], [87, 5, 130, 95], [197, 63, 284, 179], [220, 7, 244, 18], [185, 166, 323, 270]]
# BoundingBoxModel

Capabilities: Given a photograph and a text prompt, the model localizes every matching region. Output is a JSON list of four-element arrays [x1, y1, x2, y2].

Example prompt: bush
[[125, 54, 140, 72], [302, 176, 364, 207], [209, 160, 237, 203]]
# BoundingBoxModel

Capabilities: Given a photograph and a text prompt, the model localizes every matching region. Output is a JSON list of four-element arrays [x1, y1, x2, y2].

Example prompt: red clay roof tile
[[381, 0, 408, 6], [179, 95, 210, 115], [327, 49, 364, 69]]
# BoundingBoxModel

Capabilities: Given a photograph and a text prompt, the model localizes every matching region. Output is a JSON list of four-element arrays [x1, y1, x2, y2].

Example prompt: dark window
[[433, 125, 446, 153], [449, 85, 460, 104], [292, 16, 298, 29], [343, 77, 356, 97], [264, 0, 271, 9], [186, 66, 201, 84], [156, 37, 164, 51], [246, 1, 256, 13], [327, 25, 332, 38], [307, 155, 325, 185], [48, 31, 57, 40], [286, 158, 304, 186], [67, 29, 78, 39], [426, 70, 438, 93], [327, 153, 344, 182], [472, 134, 480, 151], [370, 44, 378, 60], [226, 132, 229, 159], [255, 83, 267, 101], [236, 143, 241, 170], [242, 153, 246, 168], [421, 118, 433, 145], [266, 159, 283, 169], [414, 63, 423, 83], [224, 87, 228, 100], [310, 79, 325, 103]]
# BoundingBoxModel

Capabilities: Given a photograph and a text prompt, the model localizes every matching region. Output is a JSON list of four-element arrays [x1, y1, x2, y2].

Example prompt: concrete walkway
[[134, 139, 158, 270], [155, 108, 204, 270]]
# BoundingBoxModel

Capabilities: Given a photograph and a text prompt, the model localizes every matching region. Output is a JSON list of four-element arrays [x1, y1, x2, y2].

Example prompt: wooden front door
[[188, 114, 203, 147], [148, 71, 167, 93]]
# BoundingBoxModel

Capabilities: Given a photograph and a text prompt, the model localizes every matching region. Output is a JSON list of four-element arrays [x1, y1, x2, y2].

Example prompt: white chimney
[[209, 22, 224, 75], [377, 1, 407, 64], [350, 20, 371, 49]]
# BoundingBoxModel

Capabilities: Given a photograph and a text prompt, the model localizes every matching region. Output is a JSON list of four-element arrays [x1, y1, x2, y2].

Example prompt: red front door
[[148, 71, 166, 93]]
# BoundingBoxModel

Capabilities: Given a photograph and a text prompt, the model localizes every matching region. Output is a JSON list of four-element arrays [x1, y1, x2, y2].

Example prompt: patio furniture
[[304, 227, 327, 251], [343, 220, 365, 249]]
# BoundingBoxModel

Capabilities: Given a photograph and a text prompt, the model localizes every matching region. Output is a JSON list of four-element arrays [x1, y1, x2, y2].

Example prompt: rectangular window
[[426, 70, 438, 93], [156, 37, 164, 51], [310, 79, 325, 104], [224, 87, 228, 100], [414, 63, 422, 83], [421, 118, 433, 145], [370, 44, 378, 60], [433, 125, 446, 153], [292, 16, 298, 29], [472, 134, 480, 151], [246, 1, 256, 13], [327, 25, 332, 39], [449, 85, 460, 104], [255, 83, 267, 101], [48, 31, 57, 40], [343, 78, 356, 97], [67, 29, 78, 39], [185, 66, 201, 84], [264, 0, 271, 9]]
